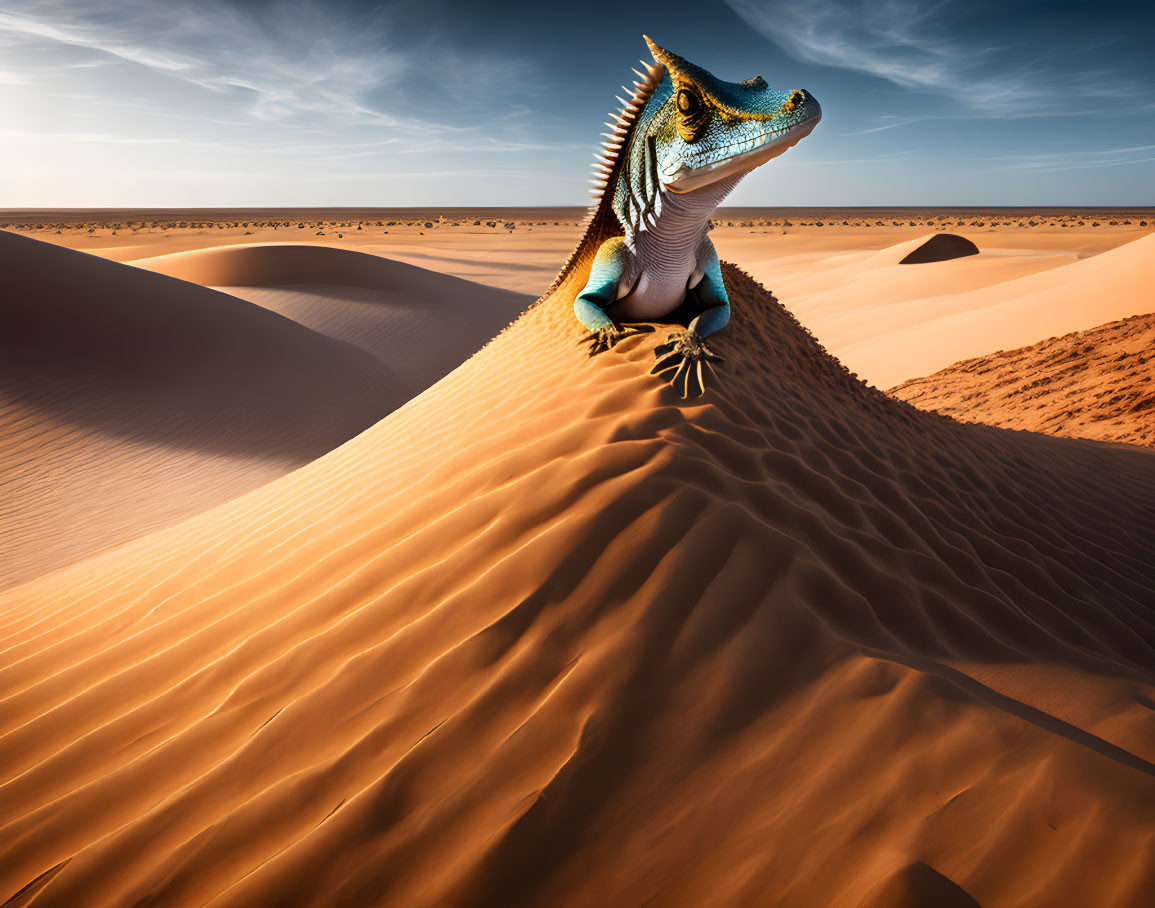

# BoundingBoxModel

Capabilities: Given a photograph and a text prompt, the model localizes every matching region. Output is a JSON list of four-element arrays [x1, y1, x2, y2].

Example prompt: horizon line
[[4, 205, 1154, 215]]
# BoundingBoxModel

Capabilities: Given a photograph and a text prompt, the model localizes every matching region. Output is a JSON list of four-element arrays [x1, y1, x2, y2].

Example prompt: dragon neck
[[621, 171, 743, 255]]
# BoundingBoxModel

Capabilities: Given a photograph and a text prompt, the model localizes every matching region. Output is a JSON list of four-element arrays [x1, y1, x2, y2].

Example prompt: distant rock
[[899, 232, 979, 264]]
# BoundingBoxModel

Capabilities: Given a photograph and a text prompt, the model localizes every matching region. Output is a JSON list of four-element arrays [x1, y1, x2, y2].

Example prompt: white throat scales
[[610, 172, 744, 321]]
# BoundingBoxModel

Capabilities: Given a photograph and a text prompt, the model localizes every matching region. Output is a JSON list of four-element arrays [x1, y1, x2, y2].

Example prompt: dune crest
[[133, 244, 532, 391], [0, 262, 1153, 906], [890, 311, 1155, 446], [0, 232, 408, 588], [130, 242, 524, 295], [783, 230, 1155, 387]]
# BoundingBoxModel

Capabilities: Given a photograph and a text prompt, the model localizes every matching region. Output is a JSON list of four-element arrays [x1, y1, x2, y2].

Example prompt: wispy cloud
[[995, 144, 1155, 173], [0, 0, 576, 205], [0, 1, 403, 126], [792, 149, 915, 165], [0, 0, 530, 134], [0, 128, 186, 144], [840, 103, 1145, 137], [724, 0, 1150, 114], [840, 118, 922, 136]]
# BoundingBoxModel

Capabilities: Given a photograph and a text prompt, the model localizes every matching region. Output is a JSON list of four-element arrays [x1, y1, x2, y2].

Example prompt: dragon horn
[[643, 36, 693, 80]]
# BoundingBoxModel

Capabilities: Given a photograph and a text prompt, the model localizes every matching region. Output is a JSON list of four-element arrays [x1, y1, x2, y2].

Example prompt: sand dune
[[0, 232, 409, 589], [711, 224, 1113, 306], [132, 244, 531, 391], [746, 231, 1155, 387], [725, 240, 1082, 351], [896, 232, 979, 264], [890, 312, 1155, 447], [13, 208, 1149, 303], [843, 232, 982, 268], [130, 240, 524, 292], [11, 212, 1151, 391], [1, 259, 1153, 906]]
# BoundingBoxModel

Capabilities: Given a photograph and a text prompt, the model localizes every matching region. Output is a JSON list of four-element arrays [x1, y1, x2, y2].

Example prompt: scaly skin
[[568, 36, 821, 396]]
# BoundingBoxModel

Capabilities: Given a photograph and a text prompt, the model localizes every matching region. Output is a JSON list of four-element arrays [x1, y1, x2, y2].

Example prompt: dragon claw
[[650, 329, 722, 398], [584, 322, 655, 356]]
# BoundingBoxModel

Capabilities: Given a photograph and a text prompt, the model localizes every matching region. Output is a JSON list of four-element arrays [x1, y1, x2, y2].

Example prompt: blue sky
[[1, 0, 1152, 206]]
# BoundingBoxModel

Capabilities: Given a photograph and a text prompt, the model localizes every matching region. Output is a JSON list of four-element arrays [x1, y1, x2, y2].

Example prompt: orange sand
[[722, 229, 1155, 387], [0, 233, 409, 588], [890, 312, 1155, 447], [1, 221, 1154, 905], [131, 243, 530, 392], [8, 207, 1153, 389]]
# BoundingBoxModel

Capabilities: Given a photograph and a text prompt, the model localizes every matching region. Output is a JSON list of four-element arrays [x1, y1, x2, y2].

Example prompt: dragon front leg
[[651, 240, 728, 397], [574, 237, 653, 356]]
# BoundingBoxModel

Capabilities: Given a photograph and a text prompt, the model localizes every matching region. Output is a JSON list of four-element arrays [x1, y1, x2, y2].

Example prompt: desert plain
[[1, 208, 1154, 906]]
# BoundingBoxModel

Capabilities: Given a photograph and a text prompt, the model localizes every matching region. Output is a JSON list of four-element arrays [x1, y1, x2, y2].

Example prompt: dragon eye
[[677, 88, 700, 115]]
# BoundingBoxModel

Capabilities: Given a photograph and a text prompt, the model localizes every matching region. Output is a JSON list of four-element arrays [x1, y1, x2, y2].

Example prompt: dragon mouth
[[664, 107, 822, 194]]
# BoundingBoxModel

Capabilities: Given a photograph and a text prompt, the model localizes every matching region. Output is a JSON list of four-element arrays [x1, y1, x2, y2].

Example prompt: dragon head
[[643, 36, 821, 193]]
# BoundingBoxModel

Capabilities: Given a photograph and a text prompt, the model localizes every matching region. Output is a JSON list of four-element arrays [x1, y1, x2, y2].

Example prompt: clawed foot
[[584, 323, 655, 356], [650, 330, 723, 398]]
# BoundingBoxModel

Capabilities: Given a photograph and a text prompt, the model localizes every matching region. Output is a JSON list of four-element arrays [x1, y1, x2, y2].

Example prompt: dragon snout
[[794, 89, 821, 121]]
